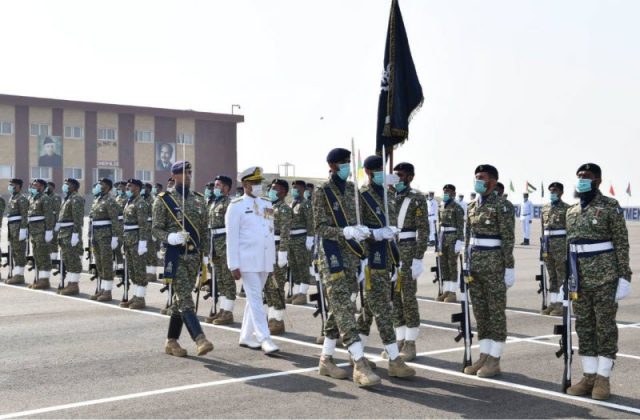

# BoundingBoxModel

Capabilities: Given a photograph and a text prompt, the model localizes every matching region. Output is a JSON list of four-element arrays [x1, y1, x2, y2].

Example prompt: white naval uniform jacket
[[226, 194, 276, 273], [428, 198, 439, 222], [519, 200, 533, 221]]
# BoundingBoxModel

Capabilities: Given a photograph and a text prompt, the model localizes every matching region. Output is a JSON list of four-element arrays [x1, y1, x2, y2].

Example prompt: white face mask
[[250, 184, 263, 196]]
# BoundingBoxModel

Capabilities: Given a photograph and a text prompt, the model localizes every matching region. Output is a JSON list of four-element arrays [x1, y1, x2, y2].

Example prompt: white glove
[[19, 228, 27, 241], [45, 231, 53, 243], [167, 231, 189, 246], [343, 226, 359, 241], [138, 240, 148, 256], [54, 223, 61, 232], [111, 237, 118, 250], [372, 226, 397, 241], [615, 278, 631, 302], [71, 233, 79, 247], [384, 173, 400, 186], [454, 240, 464, 254], [411, 258, 424, 279], [203, 256, 209, 265], [358, 259, 367, 283], [504, 268, 515, 288], [355, 225, 372, 240], [277, 251, 288, 268], [305, 236, 314, 251]]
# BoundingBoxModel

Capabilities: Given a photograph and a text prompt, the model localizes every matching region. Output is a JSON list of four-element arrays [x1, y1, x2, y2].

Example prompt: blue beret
[[363, 155, 383, 170], [576, 163, 601, 178], [171, 160, 192, 174], [326, 148, 351, 163], [475, 164, 499, 180]]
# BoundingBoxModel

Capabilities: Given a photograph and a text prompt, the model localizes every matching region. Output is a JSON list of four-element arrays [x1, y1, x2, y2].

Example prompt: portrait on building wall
[[156, 142, 176, 171], [38, 136, 63, 167]]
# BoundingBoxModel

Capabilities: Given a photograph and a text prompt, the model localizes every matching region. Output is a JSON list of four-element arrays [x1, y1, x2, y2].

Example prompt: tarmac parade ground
[[1, 222, 639, 418]]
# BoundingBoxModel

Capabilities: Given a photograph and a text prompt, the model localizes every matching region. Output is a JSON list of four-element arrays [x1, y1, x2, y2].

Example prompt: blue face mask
[[292, 189, 299, 199], [29, 187, 38, 196], [337, 163, 350, 181], [126, 190, 133, 199], [8, 185, 15, 194], [213, 188, 222, 198], [576, 179, 592, 193], [442, 193, 452, 202], [549, 192, 559, 203], [372, 171, 384, 186], [140, 189, 146, 196], [151, 187, 157, 196], [268, 189, 278, 202], [304, 191, 311, 200], [204, 189, 212, 199], [62, 184, 69, 194], [394, 182, 406, 193], [474, 179, 487, 194], [92, 185, 102, 196]]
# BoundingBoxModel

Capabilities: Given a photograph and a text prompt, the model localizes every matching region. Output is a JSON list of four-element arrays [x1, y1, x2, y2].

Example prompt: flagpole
[[389, 148, 394, 174]]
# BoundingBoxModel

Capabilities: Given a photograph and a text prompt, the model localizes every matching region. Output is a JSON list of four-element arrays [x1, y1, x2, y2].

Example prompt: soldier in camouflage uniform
[[286, 180, 315, 305], [495, 182, 515, 217], [89, 178, 121, 301], [46, 182, 62, 265], [0, 193, 4, 281], [113, 181, 128, 281], [144, 182, 158, 283], [4, 179, 29, 284], [120, 179, 152, 309], [565, 163, 631, 401], [437, 184, 465, 304], [540, 182, 570, 316], [388, 162, 429, 361], [153, 161, 213, 358], [56, 178, 85, 295], [264, 179, 292, 335], [463, 165, 515, 378], [27, 179, 55, 289], [204, 175, 236, 325]]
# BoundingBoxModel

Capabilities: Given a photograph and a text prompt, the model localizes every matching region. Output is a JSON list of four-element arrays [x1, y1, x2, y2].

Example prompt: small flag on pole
[[357, 150, 365, 182], [627, 182, 632, 197], [509, 180, 515, 193], [609, 184, 616, 196], [541, 181, 544, 198], [525, 181, 537, 193]]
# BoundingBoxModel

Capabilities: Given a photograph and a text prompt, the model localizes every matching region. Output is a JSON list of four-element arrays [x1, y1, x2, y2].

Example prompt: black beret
[[306, 183, 314, 188], [32, 178, 47, 187], [326, 148, 350, 163], [64, 178, 80, 189], [215, 175, 233, 187], [144, 183, 153, 189], [171, 160, 192, 174], [576, 163, 601, 178], [47, 181, 55, 188], [9, 178, 23, 187], [127, 178, 143, 188], [98, 178, 113, 188], [293, 180, 306, 187], [393, 162, 414, 175], [475, 164, 499, 179], [271, 178, 289, 191], [167, 177, 174, 183], [206, 180, 216, 187], [548, 182, 564, 191], [363, 155, 383, 170], [496, 182, 505, 189], [443, 184, 456, 191], [113, 181, 123, 187]]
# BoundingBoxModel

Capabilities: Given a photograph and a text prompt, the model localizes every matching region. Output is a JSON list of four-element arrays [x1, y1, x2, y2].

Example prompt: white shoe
[[239, 337, 261, 349], [261, 338, 279, 355]]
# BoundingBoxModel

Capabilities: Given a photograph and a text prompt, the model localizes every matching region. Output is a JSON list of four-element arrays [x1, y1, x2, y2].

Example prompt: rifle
[[351, 138, 366, 323], [116, 252, 129, 305], [430, 227, 443, 298], [26, 232, 35, 273], [1, 243, 13, 279], [451, 253, 473, 371], [309, 234, 327, 333], [56, 246, 67, 291], [193, 258, 204, 313], [203, 261, 219, 318], [554, 245, 574, 393], [287, 266, 294, 300], [85, 219, 98, 283], [535, 235, 549, 311]]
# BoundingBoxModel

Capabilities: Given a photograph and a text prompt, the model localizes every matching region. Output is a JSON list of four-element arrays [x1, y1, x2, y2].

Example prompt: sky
[[1, 0, 638, 204]]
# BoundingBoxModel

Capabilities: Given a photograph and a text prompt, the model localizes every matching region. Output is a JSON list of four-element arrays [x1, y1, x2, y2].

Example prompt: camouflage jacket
[[47, 192, 62, 222], [7, 193, 29, 238], [360, 183, 397, 227], [28, 192, 54, 235], [439, 199, 465, 242], [123, 194, 151, 246], [208, 195, 230, 258], [290, 197, 314, 236], [395, 188, 430, 258], [501, 197, 515, 219], [273, 198, 292, 252], [58, 192, 85, 239], [152, 188, 210, 257], [313, 174, 358, 246], [0, 196, 5, 223], [89, 194, 121, 241], [566, 191, 631, 286], [465, 192, 515, 269], [541, 200, 570, 230]]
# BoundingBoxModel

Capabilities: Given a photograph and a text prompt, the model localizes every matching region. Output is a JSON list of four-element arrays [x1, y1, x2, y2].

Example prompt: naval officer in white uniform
[[226, 166, 279, 354], [519, 193, 534, 245]]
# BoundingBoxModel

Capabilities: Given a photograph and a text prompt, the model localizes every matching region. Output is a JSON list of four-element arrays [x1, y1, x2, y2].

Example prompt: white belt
[[428, 213, 435, 217], [570, 242, 613, 254], [124, 224, 139, 231], [274, 235, 281, 242], [147, 217, 152, 222], [28, 216, 45, 222], [59, 222, 74, 228], [210, 227, 226, 235], [118, 215, 124, 221], [290, 228, 307, 235], [7, 215, 22, 222], [544, 229, 567, 237], [398, 231, 417, 240], [471, 238, 502, 247], [441, 227, 457, 232], [93, 220, 112, 227]]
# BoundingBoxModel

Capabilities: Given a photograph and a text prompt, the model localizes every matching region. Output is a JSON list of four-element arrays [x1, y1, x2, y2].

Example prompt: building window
[[0, 165, 13, 178], [135, 130, 154, 143], [64, 126, 84, 139], [30, 123, 50, 137], [98, 128, 117, 141], [31, 166, 52, 180], [135, 170, 153, 182], [64, 167, 83, 180], [0, 121, 13, 135], [177, 133, 194, 145]]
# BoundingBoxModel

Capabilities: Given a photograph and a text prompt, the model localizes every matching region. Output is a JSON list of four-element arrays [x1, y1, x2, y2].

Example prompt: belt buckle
[[187, 244, 195, 251]]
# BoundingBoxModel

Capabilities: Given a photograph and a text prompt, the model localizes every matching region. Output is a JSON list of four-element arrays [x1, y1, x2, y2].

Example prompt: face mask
[[167, 187, 174, 193], [304, 191, 311, 200], [140, 189, 146, 196], [151, 187, 157, 196], [62, 184, 69, 194], [213, 188, 222, 198], [92, 185, 102, 196], [372, 171, 384, 186], [337, 163, 350, 181], [394, 182, 406, 192], [292, 189, 299, 199], [474, 179, 487, 194], [251, 184, 263, 196], [204, 189, 212, 199], [549, 193, 559, 203], [442, 193, 451, 202], [126, 190, 133, 198], [8, 185, 14, 194], [119, 190, 126, 197], [576, 179, 592, 193], [268, 189, 278, 202], [29, 187, 38, 196]]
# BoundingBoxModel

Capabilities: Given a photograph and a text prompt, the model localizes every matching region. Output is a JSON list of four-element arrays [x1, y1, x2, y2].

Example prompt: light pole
[[231, 104, 241, 114]]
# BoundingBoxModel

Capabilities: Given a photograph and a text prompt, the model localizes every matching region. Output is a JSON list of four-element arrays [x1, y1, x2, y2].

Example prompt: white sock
[[14, 266, 24, 275], [322, 337, 337, 356], [135, 285, 146, 298], [550, 292, 558, 304], [405, 327, 420, 341], [267, 306, 275, 320], [292, 284, 299, 295], [384, 342, 400, 360], [395, 326, 407, 341], [67, 273, 80, 283], [446, 281, 457, 292], [50, 253, 57, 260], [102, 280, 113, 291], [359, 334, 369, 348], [274, 309, 284, 321], [348, 340, 364, 361], [39, 271, 50, 278], [221, 296, 235, 312], [146, 266, 155, 275], [582, 356, 598, 374], [557, 288, 565, 302], [299, 283, 309, 294], [597, 356, 614, 377], [479, 339, 491, 355], [350, 293, 357, 303], [489, 340, 504, 358]]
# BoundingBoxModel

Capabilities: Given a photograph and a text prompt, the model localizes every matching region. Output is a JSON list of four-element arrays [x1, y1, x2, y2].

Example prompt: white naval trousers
[[521, 218, 531, 240], [239, 272, 271, 344], [429, 218, 437, 241]]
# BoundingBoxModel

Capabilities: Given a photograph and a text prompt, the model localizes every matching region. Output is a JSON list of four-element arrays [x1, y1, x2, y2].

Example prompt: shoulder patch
[[193, 191, 203, 197], [617, 206, 624, 215]]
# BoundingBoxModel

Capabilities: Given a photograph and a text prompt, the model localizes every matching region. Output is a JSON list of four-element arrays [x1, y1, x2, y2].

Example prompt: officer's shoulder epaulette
[[157, 192, 166, 197], [231, 196, 243, 203], [193, 191, 203, 198], [259, 197, 271, 202]]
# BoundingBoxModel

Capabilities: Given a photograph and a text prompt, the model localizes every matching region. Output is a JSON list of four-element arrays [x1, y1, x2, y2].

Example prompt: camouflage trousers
[[58, 237, 83, 273], [92, 238, 114, 281], [49, 230, 59, 257], [469, 267, 507, 342], [289, 238, 311, 285], [30, 232, 52, 272], [356, 268, 396, 345], [124, 246, 147, 286], [575, 281, 618, 359], [264, 265, 287, 310], [9, 237, 27, 267], [146, 237, 158, 267], [169, 253, 200, 313], [213, 260, 236, 300], [393, 245, 420, 328], [440, 233, 458, 281], [543, 237, 566, 293]]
